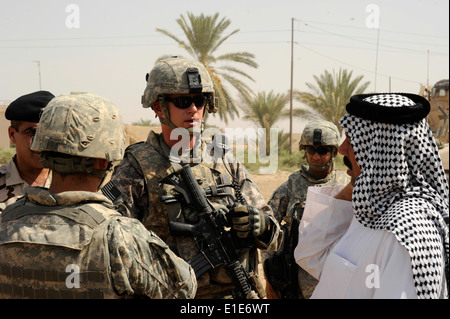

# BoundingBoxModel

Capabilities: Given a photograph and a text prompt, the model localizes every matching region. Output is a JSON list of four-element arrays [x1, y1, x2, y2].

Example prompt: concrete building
[[420, 79, 449, 144]]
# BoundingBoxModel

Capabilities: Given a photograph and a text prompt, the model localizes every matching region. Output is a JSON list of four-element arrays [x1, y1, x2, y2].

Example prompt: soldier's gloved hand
[[229, 206, 270, 238]]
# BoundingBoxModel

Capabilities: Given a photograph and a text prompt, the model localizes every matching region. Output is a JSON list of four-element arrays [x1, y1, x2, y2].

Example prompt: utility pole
[[289, 17, 294, 154], [374, 27, 380, 92], [427, 50, 430, 91], [32, 60, 42, 90]]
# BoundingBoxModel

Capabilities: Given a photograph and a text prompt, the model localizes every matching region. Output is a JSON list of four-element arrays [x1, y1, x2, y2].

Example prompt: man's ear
[[153, 102, 164, 118], [333, 148, 338, 157], [8, 126, 17, 144]]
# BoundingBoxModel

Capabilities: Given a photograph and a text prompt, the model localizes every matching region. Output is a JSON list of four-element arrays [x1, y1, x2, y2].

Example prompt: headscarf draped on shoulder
[[340, 93, 449, 299]]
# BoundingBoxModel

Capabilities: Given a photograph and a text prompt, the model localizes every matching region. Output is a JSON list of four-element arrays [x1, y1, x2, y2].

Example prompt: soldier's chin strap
[[156, 96, 206, 134], [307, 158, 334, 171], [158, 96, 206, 133], [309, 129, 334, 170], [157, 96, 178, 130], [304, 145, 336, 171]]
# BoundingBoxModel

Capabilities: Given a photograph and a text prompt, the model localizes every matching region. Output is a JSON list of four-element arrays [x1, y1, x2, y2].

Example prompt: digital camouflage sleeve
[[107, 215, 197, 298]]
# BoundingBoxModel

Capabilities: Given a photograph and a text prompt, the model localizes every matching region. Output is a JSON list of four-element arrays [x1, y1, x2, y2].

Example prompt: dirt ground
[[250, 170, 293, 202]]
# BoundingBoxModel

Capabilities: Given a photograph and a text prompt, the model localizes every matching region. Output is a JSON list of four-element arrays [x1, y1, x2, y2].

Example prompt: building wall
[[430, 84, 449, 143], [420, 82, 449, 144]]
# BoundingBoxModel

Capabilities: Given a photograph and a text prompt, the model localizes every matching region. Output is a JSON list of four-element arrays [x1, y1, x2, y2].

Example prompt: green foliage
[[294, 68, 370, 128], [243, 148, 348, 175], [277, 131, 290, 153], [156, 12, 258, 124], [277, 149, 307, 169], [0, 148, 15, 165], [334, 152, 347, 171], [241, 90, 290, 153], [241, 91, 289, 129], [131, 118, 156, 126]]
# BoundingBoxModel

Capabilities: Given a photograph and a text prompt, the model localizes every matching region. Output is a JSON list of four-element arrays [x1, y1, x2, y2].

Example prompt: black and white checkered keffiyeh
[[340, 93, 449, 299]]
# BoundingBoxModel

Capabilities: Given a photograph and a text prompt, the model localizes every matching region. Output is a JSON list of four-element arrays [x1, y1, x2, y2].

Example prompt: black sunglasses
[[165, 95, 207, 109], [305, 146, 332, 156]]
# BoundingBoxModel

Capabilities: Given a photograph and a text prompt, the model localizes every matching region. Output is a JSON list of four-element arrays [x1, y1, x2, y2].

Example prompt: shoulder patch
[[101, 180, 123, 204]]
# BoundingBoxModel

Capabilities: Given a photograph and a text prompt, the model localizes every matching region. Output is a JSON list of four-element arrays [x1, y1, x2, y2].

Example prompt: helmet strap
[[304, 152, 335, 171], [157, 96, 178, 130], [157, 96, 207, 134], [308, 160, 334, 171]]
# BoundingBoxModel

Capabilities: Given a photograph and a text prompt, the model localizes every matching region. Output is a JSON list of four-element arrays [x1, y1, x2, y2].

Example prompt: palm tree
[[241, 90, 289, 152], [156, 12, 258, 124], [276, 130, 291, 152], [294, 68, 370, 127]]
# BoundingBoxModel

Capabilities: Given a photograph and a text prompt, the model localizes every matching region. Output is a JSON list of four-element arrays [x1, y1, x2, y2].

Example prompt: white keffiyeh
[[340, 93, 449, 299]]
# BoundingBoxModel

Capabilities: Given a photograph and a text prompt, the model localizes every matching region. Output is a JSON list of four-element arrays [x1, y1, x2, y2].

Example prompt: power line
[[2, 39, 447, 55], [297, 43, 426, 86], [293, 41, 448, 56], [1, 20, 447, 49], [295, 18, 449, 39], [296, 29, 449, 48], [0, 34, 165, 42], [295, 22, 448, 54], [0, 42, 177, 49]]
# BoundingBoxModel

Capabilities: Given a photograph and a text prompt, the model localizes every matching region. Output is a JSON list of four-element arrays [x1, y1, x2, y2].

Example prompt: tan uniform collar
[[5, 156, 25, 187]]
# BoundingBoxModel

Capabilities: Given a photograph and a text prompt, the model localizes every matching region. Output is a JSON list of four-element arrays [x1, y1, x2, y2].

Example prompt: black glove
[[229, 205, 270, 238]]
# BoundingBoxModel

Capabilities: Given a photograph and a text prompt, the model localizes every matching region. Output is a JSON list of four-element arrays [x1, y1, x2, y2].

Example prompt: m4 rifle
[[160, 164, 259, 299]]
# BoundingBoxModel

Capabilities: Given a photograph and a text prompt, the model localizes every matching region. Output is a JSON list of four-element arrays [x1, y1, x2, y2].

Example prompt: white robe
[[294, 186, 418, 299]]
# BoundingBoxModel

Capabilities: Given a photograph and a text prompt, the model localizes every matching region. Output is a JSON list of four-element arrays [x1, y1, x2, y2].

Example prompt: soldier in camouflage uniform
[[264, 120, 350, 299], [106, 57, 282, 298], [0, 92, 196, 299], [0, 91, 54, 213]]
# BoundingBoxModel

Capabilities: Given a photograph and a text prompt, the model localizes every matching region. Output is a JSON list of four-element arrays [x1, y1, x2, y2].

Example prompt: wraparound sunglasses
[[305, 146, 332, 156], [165, 95, 208, 109]]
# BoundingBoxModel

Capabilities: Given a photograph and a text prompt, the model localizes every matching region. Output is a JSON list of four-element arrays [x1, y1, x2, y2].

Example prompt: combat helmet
[[141, 57, 217, 129], [31, 92, 126, 178], [299, 119, 340, 150], [299, 119, 340, 170]]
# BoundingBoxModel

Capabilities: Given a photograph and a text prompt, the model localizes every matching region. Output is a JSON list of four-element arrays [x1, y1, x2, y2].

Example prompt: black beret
[[5, 90, 55, 123], [346, 93, 430, 124]]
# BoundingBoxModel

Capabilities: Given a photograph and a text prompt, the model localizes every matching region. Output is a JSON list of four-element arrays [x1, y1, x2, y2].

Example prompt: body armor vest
[[125, 139, 237, 255], [125, 137, 256, 297], [0, 200, 122, 299]]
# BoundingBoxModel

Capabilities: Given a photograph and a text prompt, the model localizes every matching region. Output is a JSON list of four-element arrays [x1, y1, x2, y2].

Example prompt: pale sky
[[1, 0, 448, 133]]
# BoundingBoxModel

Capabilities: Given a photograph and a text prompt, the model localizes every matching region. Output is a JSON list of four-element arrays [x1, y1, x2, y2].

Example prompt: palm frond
[[293, 68, 371, 127], [156, 12, 258, 124]]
